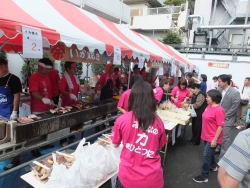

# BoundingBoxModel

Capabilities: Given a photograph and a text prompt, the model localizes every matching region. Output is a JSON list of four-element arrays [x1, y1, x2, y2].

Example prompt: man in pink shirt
[[117, 75, 143, 114]]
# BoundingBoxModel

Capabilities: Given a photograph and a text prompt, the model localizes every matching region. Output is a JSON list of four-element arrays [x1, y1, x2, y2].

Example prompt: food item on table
[[73, 103, 84, 110], [159, 101, 179, 113], [31, 161, 51, 182], [65, 106, 72, 110], [83, 105, 91, 109], [98, 136, 112, 146], [50, 107, 71, 114], [28, 114, 42, 120], [17, 117, 34, 124]]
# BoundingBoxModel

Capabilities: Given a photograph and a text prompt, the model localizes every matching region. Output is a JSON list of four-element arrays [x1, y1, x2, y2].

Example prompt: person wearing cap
[[59, 61, 80, 107], [29, 58, 52, 114], [95, 64, 118, 101], [47, 61, 60, 105], [0, 57, 22, 120], [117, 75, 143, 114], [153, 87, 164, 105]]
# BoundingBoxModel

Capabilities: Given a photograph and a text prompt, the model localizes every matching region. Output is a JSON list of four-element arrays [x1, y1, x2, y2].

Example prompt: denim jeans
[[201, 141, 217, 178]]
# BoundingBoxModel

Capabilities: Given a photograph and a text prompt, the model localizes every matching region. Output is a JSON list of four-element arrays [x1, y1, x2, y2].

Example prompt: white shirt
[[221, 86, 230, 103], [207, 80, 218, 92], [241, 86, 250, 103]]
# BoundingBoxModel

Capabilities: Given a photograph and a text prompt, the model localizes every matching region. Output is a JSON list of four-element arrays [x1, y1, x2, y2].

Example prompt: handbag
[[187, 104, 197, 117], [240, 86, 248, 105]]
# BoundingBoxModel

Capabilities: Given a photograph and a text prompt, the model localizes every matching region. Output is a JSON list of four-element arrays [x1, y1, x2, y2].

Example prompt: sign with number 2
[[22, 26, 43, 58]]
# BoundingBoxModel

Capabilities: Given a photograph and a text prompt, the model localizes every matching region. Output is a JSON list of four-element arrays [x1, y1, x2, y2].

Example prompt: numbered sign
[[113, 46, 121, 65], [138, 56, 145, 68], [22, 26, 43, 58]]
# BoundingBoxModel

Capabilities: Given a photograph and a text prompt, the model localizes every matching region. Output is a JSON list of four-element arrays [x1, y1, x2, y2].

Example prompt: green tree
[[91, 63, 106, 76], [164, 0, 195, 13], [159, 30, 182, 45], [21, 58, 39, 84], [60, 61, 83, 79], [0, 50, 7, 60]]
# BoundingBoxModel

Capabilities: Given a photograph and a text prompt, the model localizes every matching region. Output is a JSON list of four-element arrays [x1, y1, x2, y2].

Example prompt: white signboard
[[138, 56, 145, 68], [22, 26, 43, 58], [157, 67, 164, 75], [113, 46, 121, 65]]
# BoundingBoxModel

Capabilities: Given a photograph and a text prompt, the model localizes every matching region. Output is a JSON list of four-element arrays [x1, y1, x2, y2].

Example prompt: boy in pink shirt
[[193, 89, 225, 183], [112, 81, 167, 188]]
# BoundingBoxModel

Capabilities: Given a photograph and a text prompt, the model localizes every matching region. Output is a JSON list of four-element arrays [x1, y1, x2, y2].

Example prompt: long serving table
[[21, 164, 118, 188], [159, 109, 191, 165]]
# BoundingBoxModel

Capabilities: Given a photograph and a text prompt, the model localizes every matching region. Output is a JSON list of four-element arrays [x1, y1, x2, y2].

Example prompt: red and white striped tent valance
[[0, 0, 173, 63]]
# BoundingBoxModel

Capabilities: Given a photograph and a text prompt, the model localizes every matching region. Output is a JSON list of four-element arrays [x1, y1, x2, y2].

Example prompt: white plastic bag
[[188, 104, 197, 117]]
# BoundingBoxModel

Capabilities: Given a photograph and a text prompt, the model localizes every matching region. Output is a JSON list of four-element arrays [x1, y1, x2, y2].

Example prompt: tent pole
[[0, 39, 10, 49], [86, 62, 90, 83], [127, 60, 131, 89]]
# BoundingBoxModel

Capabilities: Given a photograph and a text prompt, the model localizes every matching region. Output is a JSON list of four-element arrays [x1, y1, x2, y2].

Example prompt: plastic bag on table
[[187, 104, 197, 117]]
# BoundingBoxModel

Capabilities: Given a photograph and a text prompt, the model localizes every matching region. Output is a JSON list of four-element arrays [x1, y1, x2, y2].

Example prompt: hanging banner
[[157, 67, 164, 76], [113, 46, 121, 65], [208, 62, 229, 69], [147, 61, 163, 68], [49, 42, 104, 64], [22, 26, 43, 58], [138, 56, 145, 68]]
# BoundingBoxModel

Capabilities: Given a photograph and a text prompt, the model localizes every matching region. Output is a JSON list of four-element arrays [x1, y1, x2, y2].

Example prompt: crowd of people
[[1, 56, 250, 187]]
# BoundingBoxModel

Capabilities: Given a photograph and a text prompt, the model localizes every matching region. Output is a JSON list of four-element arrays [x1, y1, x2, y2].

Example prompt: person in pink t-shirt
[[193, 89, 225, 183], [171, 78, 190, 108], [112, 81, 167, 188], [117, 75, 143, 114]]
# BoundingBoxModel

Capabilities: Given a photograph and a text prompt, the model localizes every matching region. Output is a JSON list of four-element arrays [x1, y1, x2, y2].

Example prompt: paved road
[[103, 124, 241, 188]]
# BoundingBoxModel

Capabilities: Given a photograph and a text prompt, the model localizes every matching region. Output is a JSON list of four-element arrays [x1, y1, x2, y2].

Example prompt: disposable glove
[[42, 98, 52, 105], [10, 111, 18, 120], [69, 93, 77, 101]]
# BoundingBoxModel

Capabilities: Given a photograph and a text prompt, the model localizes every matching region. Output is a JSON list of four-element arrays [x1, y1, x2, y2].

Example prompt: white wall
[[193, 0, 213, 30], [131, 14, 172, 30], [66, 0, 131, 23], [129, 4, 149, 9], [182, 53, 250, 89], [136, 30, 165, 40]]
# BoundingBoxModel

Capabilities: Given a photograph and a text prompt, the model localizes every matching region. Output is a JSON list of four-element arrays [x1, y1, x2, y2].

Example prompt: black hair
[[0, 57, 8, 66], [131, 75, 143, 87], [133, 64, 139, 70], [178, 78, 187, 88], [186, 72, 193, 78], [39, 58, 53, 67], [159, 79, 170, 88], [188, 83, 200, 89], [207, 89, 222, 104], [114, 67, 119, 72], [218, 74, 231, 85], [245, 77, 250, 82], [212, 76, 218, 80], [64, 61, 76, 72], [200, 74, 207, 82], [128, 81, 157, 131]]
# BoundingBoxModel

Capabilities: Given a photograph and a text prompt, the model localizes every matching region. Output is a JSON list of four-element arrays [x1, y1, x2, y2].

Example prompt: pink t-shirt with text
[[201, 105, 225, 144], [117, 89, 131, 112], [112, 111, 167, 188], [171, 86, 190, 108]]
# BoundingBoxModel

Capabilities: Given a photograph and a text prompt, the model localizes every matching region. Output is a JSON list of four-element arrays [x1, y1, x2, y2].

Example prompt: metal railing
[[168, 44, 250, 53], [131, 4, 186, 16]]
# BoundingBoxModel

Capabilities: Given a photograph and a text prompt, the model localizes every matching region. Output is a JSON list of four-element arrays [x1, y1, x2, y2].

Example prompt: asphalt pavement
[[103, 124, 242, 188]]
